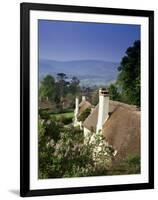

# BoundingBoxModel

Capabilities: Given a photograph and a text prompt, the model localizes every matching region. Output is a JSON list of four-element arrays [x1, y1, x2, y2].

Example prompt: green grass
[[51, 112, 74, 119]]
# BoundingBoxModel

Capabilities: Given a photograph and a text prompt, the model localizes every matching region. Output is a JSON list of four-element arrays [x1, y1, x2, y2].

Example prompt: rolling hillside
[[39, 59, 119, 86]]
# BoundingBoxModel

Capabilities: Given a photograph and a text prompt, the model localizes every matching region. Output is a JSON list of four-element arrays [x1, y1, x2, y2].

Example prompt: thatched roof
[[77, 100, 91, 117], [83, 100, 140, 160], [83, 104, 99, 131], [83, 100, 121, 131], [38, 100, 53, 110], [103, 101, 140, 161]]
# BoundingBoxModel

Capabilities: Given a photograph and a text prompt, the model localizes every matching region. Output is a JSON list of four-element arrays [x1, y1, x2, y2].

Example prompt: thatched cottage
[[74, 88, 140, 161]]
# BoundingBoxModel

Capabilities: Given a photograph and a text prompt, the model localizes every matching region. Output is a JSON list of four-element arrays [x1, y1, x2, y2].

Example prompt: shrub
[[59, 115, 72, 125], [108, 154, 140, 175], [38, 121, 115, 179], [39, 109, 51, 120], [78, 108, 91, 122]]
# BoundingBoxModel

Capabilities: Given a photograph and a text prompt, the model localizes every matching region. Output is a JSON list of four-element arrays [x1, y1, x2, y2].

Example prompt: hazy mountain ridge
[[39, 59, 119, 86]]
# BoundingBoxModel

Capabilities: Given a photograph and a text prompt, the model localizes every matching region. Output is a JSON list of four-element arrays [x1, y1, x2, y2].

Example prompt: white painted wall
[[74, 120, 83, 129]]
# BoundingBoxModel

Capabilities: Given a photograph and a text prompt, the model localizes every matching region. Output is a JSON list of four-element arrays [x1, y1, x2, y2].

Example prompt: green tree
[[69, 76, 80, 95], [56, 73, 67, 82], [117, 40, 140, 106], [38, 117, 63, 179], [39, 75, 55, 101], [56, 73, 69, 101], [108, 83, 120, 101]]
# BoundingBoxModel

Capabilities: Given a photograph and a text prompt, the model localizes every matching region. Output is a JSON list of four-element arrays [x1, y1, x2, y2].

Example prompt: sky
[[39, 20, 140, 63]]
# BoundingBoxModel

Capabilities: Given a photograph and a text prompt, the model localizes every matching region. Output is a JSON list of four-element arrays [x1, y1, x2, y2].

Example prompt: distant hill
[[39, 59, 119, 86]]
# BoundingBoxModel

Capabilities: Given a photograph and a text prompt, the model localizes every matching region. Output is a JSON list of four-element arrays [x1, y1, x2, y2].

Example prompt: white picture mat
[[30, 10, 149, 190]]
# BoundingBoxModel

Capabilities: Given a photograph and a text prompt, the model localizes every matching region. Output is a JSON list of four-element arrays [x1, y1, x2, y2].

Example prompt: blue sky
[[39, 20, 140, 63]]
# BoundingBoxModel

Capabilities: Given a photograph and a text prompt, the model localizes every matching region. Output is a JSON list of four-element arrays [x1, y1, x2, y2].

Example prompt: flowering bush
[[38, 118, 115, 178]]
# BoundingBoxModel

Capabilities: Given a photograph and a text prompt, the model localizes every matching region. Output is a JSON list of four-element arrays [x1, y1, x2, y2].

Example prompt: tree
[[56, 73, 69, 101], [117, 40, 140, 106], [69, 76, 80, 95], [56, 73, 67, 82], [39, 75, 55, 101], [108, 83, 120, 101]]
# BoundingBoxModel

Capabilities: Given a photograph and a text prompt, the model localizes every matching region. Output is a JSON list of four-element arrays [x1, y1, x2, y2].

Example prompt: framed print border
[[20, 2, 154, 197]]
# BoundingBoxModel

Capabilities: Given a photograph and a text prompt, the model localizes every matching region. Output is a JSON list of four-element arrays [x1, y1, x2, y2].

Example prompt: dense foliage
[[108, 40, 140, 107], [39, 73, 81, 110], [38, 113, 115, 178], [108, 83, 120, 101], [39, 75, 55, 101], [118, 40, 140, 106]]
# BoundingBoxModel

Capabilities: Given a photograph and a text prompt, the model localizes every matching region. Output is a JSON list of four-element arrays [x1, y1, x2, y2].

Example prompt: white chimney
[[75, 97, 79, 116], [74, 97, 79, 126], [82, 96, 86, 102], [96, 88, 109, 133]]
